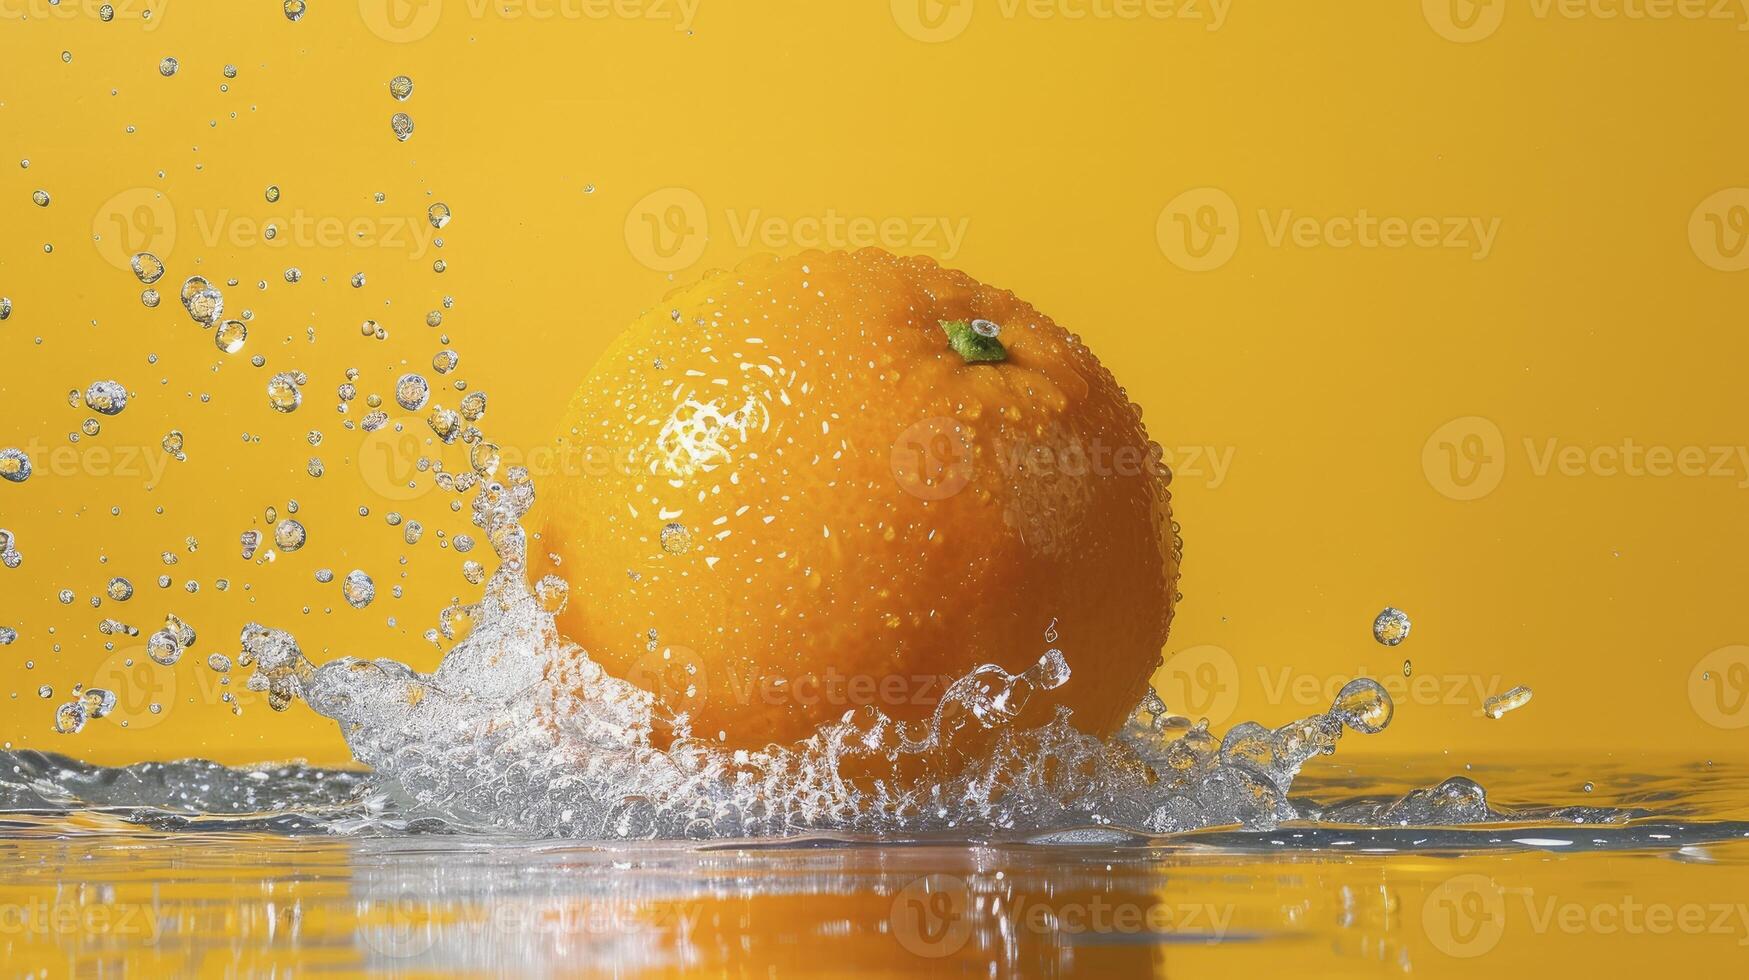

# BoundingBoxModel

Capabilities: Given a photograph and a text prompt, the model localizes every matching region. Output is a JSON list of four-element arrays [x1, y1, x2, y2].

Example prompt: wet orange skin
[[529, 249, 1179, 750]]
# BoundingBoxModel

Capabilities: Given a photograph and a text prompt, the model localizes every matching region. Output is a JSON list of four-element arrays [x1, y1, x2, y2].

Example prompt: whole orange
[[529, 249, 1179, 749]]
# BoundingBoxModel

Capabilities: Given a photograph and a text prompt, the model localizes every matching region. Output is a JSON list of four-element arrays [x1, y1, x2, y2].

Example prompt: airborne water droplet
[[342, 570, 376, 609], [660, 522, 691, 554], [1484, 685, 1533, 719], [1371, 607, 1411, 646]]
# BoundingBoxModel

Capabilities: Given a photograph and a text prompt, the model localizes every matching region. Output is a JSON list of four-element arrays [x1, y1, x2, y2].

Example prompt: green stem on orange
[[940, 320, 1007, 364]]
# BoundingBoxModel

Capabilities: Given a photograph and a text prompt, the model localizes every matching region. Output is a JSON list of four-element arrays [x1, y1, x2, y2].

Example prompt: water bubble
[[283, 0, 306, 21], [141, 289, 161, 308], [106, 577, 133, 601], [185, 287, 224, 325], [458, 391, 487, 421], [660, 522, 691, 555], [0, 297, 10, 320], [432, 350, 458, 375], [0, 448, 32, 484], [82, 380, 128, 416], [273, 519, 307, 552], [427, 202, 450, 228], [306, 457, 324, 477], [267, 372, 303, 413], [265, 185, 281, 203], [315, 568, 334, 584], [403, 521, 423, 545], [389, 75, 413, 101], [131, 252, 166, 284], [159, 57, 179, 77], [54, 701, 88, 735], [1371, 607, 1411, 646], [83, 688, 117, 719], [99, 4, 115, 21], [342, 570, 376, 609], [350, 272, 366, 288], [240, 530, 261, 560], [81, 418, 101, 437], [0, 627, 16, 645], [31, 190, 50, 207], [395, 374, 431, 411], [391, 112, 414, 142], [1331, 677, 1393, 734], [462, 560, 485, 585], [146, 630, 182, 666], [215, 320, 248, 354], [223, 64, 237, 79], [361, 410, 389, 432], [208, 653, 232, 672], [1483, 685, 1533, 719], [39, 686, 53, 699], [284, 267, 302, 284]]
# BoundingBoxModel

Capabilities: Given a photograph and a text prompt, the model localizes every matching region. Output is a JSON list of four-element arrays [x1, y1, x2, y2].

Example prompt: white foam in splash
[[235, 464, 1404, 840]]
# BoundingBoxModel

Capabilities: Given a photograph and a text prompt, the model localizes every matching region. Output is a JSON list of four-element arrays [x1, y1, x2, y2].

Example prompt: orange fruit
[[529, 249, 1179, 749]]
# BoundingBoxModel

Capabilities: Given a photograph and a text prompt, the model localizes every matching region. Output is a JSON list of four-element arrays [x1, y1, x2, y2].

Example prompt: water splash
[[177, 460, 1414, 840]]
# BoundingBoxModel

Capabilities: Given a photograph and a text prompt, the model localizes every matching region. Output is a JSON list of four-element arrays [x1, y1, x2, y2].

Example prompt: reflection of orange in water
[[530, 249, 1179, 748]]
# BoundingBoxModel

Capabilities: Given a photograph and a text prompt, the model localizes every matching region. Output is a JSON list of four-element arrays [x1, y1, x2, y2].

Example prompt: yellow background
[[1, 0, 1746, 765]]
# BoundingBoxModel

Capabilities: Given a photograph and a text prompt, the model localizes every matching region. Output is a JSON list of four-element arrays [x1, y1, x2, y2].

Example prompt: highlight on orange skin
[[530, 249, 1180, 750]]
